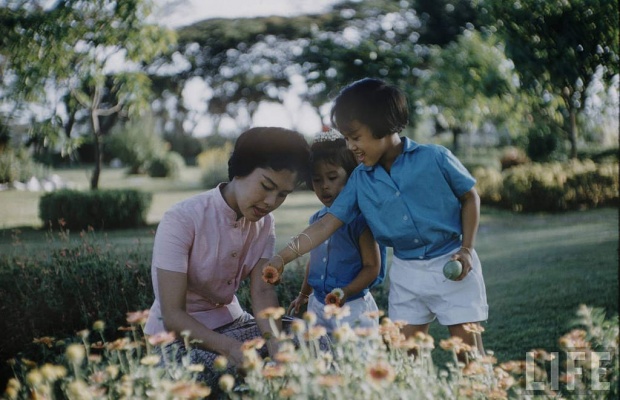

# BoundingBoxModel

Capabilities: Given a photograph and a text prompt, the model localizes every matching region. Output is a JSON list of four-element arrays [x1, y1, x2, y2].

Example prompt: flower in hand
[[262, 264, 281, 285], [324, 288, 345, 307]]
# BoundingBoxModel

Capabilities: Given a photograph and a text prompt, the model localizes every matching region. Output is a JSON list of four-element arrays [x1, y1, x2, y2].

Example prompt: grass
[[0, 166, 618, 367]]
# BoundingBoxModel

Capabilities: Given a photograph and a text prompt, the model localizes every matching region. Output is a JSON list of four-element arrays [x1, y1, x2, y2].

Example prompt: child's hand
[[287, 293, 309, 315], [451, 247, 473, 281]]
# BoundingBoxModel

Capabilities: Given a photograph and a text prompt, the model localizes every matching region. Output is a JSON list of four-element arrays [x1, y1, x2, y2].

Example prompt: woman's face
[[229, 167, 297, 221], [311, 161, 348, 207]]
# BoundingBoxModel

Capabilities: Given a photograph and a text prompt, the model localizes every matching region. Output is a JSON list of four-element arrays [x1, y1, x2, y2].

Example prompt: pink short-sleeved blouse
[[144, 184, 276, 334]]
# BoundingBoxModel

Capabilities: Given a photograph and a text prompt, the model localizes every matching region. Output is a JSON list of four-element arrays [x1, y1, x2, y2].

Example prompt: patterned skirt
[[158, 312, 331, 389]]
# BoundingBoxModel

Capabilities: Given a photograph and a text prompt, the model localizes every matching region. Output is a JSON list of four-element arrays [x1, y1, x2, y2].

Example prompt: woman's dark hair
[[330, 78, 409, 139], [228, 127, 311, 186], [306, 138, 358, 188]]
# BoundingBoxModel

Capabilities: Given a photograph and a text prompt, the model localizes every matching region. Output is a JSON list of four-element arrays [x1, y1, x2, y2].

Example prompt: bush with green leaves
[[198, 143, 233, 189], [39, 189, 152, 230], [0, 229, 153, 382], [147, 151, 185, 178], [105, 118, 168, 175], [473, 160, 619, 212], [0, 147, 47, 184]]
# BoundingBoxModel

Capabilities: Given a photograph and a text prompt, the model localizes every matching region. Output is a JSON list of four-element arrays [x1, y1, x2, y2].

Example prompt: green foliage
[[106, 117, 169, 175], [0, 148, 47, 184], [0, 231, 153, 379], [147, 151, 185, 178], [526, 126, 562, 162], [38, 189, 152, 230], [162, 133, 204, 165], [474, 160, 619, 212], [197, 143, 232, 189]]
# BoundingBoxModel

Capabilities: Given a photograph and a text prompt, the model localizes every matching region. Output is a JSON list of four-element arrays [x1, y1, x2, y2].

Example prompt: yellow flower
[[323, 304, 351, 320], [187, 364, 204, 373], [304, 326, 327, 341], [303, 311, 317, 325], [92, 320, 105, 332], [26, 370, 43, 387], [40, 364, 66, 381], [317, 374, 343, 387], [168, 382, 211, 399], [258, 306, 285, 320], [290, 319, 306, 334], [241, 337, 266, 351], [140, 355, 161, 366], [463, 323, 485, 334], [278, 385, 299, 398], [147, 331, 176, 347], [213, 355, 228, 371], [32, 337, 55, 348], [262, 364, 286, 379], [332, 325, 355, 343], [218, 374, 236, 392], [65, 344, 85, 364]]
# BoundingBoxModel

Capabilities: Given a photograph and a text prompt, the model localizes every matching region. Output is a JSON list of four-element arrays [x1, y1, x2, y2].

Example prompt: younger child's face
[[311, 161, 348, 207]]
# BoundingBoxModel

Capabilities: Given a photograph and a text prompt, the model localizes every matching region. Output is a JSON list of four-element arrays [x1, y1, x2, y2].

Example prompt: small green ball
[[443, 260, 463, 280]]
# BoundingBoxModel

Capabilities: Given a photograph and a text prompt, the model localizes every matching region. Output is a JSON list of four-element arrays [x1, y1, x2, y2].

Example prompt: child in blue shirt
[[264, 78, 488, 357], [287, 128, 387, 333]]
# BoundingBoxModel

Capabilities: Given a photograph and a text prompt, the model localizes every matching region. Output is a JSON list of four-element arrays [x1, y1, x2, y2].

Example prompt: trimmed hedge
[[39, 189, 152, 230], [473, 160, 619, 212]]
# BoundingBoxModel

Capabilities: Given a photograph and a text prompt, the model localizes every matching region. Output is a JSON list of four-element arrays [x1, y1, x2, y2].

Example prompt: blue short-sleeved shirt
[[328, 137, 475, 260], [307, 207, 387, 304]]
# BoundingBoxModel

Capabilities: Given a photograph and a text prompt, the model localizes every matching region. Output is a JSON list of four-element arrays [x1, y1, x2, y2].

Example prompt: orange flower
[[262, 265, 280, 284], [32, 337, 56, 348], [366, 360, 395, 386], [324, 292, 342, 307], [147, 331, 176, 347], [126, 310, 150, 325], [258, 307, 285, 320]]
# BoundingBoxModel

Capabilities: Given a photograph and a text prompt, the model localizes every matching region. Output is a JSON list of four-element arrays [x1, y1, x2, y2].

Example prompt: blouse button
[[231, 251, 238, 258], [227, 280, 233, 285]]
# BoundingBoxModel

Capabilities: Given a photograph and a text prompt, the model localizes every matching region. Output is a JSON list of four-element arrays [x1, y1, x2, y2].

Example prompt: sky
[[155, 0, 341, 29], [152, 0, 343, 136]]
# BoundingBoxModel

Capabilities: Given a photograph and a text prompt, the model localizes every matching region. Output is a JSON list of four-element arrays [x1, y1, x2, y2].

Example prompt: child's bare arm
[[341, 228, 381, 301], [453, 187, 480, 280]]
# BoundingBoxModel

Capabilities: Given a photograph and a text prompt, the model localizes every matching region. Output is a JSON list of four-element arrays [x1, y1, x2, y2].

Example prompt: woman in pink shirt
[[144, 127, 313, 385]]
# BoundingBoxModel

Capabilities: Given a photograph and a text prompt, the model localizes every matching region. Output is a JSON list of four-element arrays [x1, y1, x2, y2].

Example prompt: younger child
[[287, 128, 386, 333], [264, 79, 488, 358]]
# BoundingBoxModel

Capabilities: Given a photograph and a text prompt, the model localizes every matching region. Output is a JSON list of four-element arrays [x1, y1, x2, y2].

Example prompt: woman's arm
[[453, 187, 480, 280], [157, 268, 246, 365], [249, 259, 283, 355], [341, 228, 381, 301]]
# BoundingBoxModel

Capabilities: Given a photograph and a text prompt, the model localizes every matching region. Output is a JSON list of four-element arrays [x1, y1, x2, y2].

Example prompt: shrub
[[147, 151, 185, 178], [163, 133, 204, 166], [39, 189, 152, 230], [0, 230, 153, 382], [0, 148, 47, 184], [198, 143, 233, 189], [526, 127, 561, 162], [500, 146, 530, 170], [105, 117, 168, 174], [472, 166, 504, 205], [500, 160, 619, 212]]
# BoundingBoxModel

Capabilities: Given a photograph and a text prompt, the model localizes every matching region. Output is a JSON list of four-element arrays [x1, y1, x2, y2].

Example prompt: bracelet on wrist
[[299, 291, 310, 298], [460, 246, 473, 256]]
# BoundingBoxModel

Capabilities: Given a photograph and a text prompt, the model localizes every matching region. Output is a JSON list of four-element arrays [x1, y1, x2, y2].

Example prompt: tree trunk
[[569, 108, 578, 159], [90, 110, 102, 190]]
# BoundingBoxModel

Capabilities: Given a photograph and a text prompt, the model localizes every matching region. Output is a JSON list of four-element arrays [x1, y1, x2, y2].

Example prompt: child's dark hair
[[228, 127, 311, 186], [307, 137, 358, 188], [330, 78, 409, 139]]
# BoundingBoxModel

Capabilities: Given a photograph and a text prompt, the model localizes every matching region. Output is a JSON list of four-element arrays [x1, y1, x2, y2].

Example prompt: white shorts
[[388, 248, 488, 326], [308, 292, 379, 333]]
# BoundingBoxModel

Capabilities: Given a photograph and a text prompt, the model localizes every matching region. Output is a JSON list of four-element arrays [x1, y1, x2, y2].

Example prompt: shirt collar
[[317, 206, 329, 218], [215, 183, 244, 222], [358, 136, 420, 171]]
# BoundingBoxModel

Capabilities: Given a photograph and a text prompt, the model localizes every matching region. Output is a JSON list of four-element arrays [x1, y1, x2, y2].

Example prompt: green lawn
[[0, 166, 618, 366]]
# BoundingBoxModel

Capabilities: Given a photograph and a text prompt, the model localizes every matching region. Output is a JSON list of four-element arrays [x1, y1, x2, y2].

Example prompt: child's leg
[[448, 322, 485, 362], [401, 323, 430, 357]]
